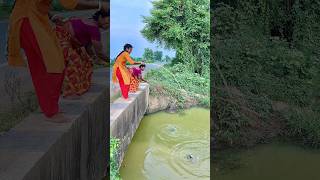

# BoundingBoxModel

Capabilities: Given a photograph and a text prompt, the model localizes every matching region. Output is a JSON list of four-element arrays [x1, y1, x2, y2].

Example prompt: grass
[[145, 63, 210, 109], [110, 137, 121, 180], [0, 5, 11, 20], [0, 91, 38, 133], [282, 108, 320, 148]]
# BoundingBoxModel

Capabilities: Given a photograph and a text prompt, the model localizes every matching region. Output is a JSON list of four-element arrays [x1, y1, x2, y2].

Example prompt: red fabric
[[20, 18, 64, 117], [116, 68, 129, 99]]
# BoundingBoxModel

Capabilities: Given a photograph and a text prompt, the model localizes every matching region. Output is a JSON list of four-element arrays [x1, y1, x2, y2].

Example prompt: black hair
[[115, 51, 124, 60], [123, 44, 133, 51], [139, 64, 146, 68], [92, 9, 109, 22], [114, 44, 133, 62]]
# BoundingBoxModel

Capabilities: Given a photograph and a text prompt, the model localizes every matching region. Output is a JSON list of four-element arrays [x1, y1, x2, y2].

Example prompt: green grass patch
[[0, 5, 12, 19], [145, 63, 210, 108], [110, 137, 121, 180], [0, 91, 38, 133]]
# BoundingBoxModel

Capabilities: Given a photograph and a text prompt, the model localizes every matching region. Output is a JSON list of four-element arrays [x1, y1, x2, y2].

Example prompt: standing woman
[[112, 44, 142, 99], [53, 10, 109, 98], [7, 0, 109, 122]]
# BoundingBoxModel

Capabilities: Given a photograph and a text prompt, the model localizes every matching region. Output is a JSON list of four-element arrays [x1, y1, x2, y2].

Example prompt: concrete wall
[[110, 83, 149, 167], [0, 68, 109, 180]]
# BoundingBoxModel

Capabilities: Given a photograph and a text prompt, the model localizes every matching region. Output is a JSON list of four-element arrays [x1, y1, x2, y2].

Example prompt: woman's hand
[[51, 15, 64, 25]]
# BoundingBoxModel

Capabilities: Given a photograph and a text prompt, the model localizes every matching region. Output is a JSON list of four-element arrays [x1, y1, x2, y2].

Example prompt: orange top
[[7, 0, 78, 73], [112, 51, 136, 85]]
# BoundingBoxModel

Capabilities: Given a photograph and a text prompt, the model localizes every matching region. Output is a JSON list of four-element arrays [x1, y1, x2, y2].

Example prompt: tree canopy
[[142, 48, 154, 63], [142, 0, 210, 75]]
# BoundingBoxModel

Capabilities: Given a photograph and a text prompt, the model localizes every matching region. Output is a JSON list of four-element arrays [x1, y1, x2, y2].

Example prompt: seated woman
[[52, 10, 109, 98], [129, 64, 147, 93]]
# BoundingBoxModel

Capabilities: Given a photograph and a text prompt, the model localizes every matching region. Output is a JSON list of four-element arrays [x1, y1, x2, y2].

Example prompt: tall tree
[[142, 48, 154, 62], [141, 0, 210, 75], [153, 51, 163, 62], [164, 55, 171, 62]]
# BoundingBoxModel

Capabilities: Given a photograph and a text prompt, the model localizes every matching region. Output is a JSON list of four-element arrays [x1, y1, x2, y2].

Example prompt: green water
[[120, 108, 210, 180], [213, 143, 320, 180]]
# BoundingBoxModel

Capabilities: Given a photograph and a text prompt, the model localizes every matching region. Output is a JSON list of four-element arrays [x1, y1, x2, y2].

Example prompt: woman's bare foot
[[45, 113, 71, 123]]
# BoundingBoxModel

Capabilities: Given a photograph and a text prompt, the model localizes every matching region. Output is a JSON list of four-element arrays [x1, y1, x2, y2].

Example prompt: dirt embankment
[[146, 85, 201, 114], [212, 86, 290, 150]]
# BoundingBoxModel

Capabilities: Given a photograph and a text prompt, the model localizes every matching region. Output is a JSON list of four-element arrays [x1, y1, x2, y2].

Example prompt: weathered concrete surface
[[0, 68, 109, 180], [146, 95, 171, 114], [110, 83, 149, 167], [110, 83, 121, 103]]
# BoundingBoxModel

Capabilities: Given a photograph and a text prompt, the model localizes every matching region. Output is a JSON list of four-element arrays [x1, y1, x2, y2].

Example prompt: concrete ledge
[[110, 83, 149, 167], [110, 83, 121, 103], [0, 68, 109, 180]]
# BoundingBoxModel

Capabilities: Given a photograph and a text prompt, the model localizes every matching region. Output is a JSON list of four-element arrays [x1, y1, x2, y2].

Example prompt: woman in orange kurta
[[112, 44, 142, 99], [7, 0, 109, 122]]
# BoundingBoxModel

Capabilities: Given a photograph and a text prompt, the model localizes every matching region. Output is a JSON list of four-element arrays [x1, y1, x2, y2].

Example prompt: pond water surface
[[213, 142, 320, 180], [120, 108, 210, 180]]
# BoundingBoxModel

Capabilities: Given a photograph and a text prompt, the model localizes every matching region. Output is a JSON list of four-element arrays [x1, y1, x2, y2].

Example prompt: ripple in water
[[156, 124, 191, 143], [120, 108, 210, 180], [169, 140, 210, 178], [145, 124, 210, 179]]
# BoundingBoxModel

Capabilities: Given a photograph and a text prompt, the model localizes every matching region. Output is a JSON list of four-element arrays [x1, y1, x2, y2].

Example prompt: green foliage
[[0, 2, 13, 19], [145, 63, 210, 108], [212, 1, 320, 148], [142, 0, 210, 75], [142, 48, 154, 63], [0, 91, 38, 132], [110, 137, 121, 180], [164, 55, 171, 62], [153, 50, 163, 62], [283, 108, 320, 148], [110, 57, 143, 66]]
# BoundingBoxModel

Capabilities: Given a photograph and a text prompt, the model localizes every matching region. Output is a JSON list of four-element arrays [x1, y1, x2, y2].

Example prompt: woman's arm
[[138, 74, 147, 82], [124, 53, 141, 65], [50, 14, 65, 26]]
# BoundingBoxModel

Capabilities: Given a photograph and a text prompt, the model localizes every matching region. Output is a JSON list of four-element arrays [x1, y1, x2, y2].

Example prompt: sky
[[110, 0, 176, 59]]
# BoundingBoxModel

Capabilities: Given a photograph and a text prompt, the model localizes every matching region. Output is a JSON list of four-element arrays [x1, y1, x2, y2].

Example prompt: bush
[[145, 63, 210, 108], [0, 4, 13, 19], [110, 137, 121, 180], [212, 1, 320, 149], [283, 108, 320, 148]]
